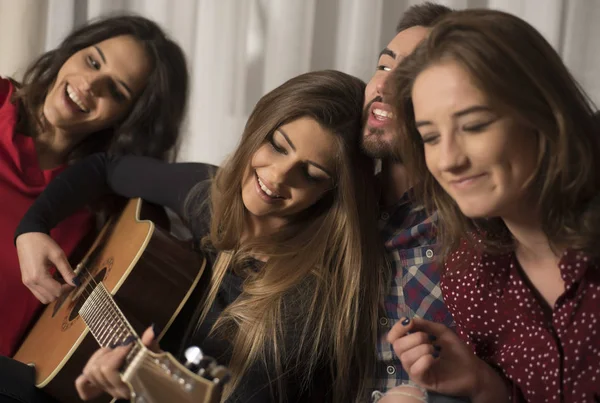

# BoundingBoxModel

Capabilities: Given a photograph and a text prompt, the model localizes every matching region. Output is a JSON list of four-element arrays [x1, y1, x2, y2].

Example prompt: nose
[[365, 75, 385, 103], [84, 73, 111, 97], [270, 157, 304, 188], [271, 160, 293, 185], [436, 132, 468, 172], [376, 79, 385, 96]]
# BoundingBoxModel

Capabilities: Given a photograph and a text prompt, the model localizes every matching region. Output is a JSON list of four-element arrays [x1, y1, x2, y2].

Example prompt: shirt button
[[425, 249, 434, 259], [381, 212, 390, 220], [379, 317, 389, 326], [386, 365, 396, 375]]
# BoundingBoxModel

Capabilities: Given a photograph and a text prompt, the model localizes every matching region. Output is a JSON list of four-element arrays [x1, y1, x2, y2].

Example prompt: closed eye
[[302, 166, 327, 183], [463, 119, 497, 133], [303, 171, 319, 183], [421, 133, 440, 145], [269, 134, 287, 155], [108, 82, 126, 103]]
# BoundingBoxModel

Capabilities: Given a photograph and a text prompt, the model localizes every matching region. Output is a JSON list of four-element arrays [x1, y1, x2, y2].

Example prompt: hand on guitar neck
[[16, 232, 78, 304], [74, 325, 230, 402], [75, 325, 160, 401]]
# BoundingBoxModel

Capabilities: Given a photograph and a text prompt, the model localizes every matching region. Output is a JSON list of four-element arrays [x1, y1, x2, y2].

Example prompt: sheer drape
[[1, 0, 599, 164]]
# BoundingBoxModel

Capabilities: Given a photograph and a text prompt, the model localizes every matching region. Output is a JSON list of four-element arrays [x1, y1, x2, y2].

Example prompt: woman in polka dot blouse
[[382, 8, 600, 403]]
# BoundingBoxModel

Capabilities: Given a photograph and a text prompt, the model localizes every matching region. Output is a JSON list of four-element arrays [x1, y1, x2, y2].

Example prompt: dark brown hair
[[389, 9, 600, 262], [15, 14, 188, 162], [396, 2, 453, 32], [187, 70, 384, 402]]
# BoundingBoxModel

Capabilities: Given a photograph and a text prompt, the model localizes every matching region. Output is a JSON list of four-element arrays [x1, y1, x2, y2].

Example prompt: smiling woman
[[0, 14, 189, 399], [241, 117, 338, 228], [385, 8, 600, 403], [13, 70, 384, 403], [42, 35, 152, 138]]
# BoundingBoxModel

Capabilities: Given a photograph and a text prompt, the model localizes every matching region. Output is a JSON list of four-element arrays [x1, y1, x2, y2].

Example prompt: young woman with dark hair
[[1, 14, 189, 358]]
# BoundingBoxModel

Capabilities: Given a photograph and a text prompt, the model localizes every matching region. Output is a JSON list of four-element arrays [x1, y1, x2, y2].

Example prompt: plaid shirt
[[373, 192, 454, 392]]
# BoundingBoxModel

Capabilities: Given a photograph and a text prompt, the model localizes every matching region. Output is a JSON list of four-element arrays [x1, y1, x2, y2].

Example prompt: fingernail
[[428, 334, 437, 342], [151, 323, 161, 337], [119, 335, 136, 346], [73, 275, 81, 287], [434, 345, 442, 352], [432, 350, 440, 358], [401, 317, 410, 326]]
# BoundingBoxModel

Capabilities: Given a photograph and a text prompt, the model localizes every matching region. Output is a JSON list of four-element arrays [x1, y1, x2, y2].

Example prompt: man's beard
[[362, 127, 393, 159], [361, 97, 402, 161]]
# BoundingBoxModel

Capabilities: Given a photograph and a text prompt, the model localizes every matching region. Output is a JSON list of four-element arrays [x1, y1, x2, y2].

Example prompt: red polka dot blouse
[[442, 244, 600, 402]]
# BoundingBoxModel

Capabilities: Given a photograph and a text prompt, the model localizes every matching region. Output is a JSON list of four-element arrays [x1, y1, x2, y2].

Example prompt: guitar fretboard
[[79, 283, 142, 369]]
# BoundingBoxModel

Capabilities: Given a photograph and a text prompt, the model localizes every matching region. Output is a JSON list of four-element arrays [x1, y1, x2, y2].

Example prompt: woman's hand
[[387, 317, 509, 402], [377, 385, 427, 403], [16, 232, 76, 303], [75, 326, 160, 401]]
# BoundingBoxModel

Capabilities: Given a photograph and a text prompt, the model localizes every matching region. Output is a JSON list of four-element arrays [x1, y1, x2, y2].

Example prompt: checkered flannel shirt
[[372, 192, 455, 392]]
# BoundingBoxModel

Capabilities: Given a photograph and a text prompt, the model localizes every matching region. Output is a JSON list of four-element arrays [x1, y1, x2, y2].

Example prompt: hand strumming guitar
[[16, 232, 77, 303]]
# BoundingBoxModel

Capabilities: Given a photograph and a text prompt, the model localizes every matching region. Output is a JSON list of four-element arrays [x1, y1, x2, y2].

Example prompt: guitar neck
[[79, 282, 225, 403], [79, 282, 142, 369]]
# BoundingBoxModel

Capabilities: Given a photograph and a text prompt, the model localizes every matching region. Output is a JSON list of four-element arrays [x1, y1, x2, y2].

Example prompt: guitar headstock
[[121, 346, 229, 403]]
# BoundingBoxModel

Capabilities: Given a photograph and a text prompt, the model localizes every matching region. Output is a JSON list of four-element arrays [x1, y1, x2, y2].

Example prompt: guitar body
[[13, 198, 205, 403]]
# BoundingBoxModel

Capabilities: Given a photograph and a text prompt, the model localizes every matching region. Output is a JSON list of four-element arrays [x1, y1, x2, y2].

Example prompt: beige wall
[[0, 0, 47, 79]]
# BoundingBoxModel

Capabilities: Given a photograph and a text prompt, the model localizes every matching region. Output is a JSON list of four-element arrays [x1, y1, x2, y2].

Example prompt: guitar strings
[[70, 267, 222, 393], [74, 264, 143, 358]]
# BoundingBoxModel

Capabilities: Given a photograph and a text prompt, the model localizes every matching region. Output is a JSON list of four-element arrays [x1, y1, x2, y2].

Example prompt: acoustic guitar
[[14, 198, 227, 403]]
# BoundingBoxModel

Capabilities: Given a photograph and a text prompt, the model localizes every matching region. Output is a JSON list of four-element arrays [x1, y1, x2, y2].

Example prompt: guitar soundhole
[[51, 267, 109, 319]]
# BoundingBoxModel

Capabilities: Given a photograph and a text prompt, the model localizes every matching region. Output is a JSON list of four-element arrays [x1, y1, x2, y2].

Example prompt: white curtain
[[1, 0, 599, 165]]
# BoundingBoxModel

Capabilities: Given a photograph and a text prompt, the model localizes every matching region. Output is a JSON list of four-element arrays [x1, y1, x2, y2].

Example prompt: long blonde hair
[[389, 9, 600, 262], [187, 70, 384, 402]]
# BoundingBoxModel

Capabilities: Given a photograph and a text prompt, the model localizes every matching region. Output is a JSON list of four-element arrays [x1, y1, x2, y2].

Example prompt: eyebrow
[[378, 48, 397, 60], [415, 105, 493, 128], [275, 129, 334, 178], [94, 45, 134, 98]]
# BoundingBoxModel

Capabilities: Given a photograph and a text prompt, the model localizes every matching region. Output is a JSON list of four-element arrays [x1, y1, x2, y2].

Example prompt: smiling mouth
[[371, 107, 394, 121], [255, 172, 283, 199], [450, 174, 487, 188], [64, 83, 90, 113]]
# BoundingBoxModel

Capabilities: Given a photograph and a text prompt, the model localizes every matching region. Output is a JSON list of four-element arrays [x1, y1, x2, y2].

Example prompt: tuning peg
[[184, 346, 204, 368], [184, 346, 219, 375]]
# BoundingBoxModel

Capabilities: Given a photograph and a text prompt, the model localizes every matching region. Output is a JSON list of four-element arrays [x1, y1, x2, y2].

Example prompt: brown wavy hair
[[388, 9, 600, 262], [14, 14, 188, 162], [187, 70, 384, 402]]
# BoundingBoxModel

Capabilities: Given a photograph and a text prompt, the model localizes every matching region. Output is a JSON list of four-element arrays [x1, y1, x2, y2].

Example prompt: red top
[[0, 78, 93, 356], [442, 241, 600, 402]]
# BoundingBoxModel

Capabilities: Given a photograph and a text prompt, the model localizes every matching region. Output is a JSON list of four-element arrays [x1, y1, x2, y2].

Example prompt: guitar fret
[[80, 283, 136, 350], [92, 288, 107, 345], [77, 266, 155, 370], [105, 292, 126, 344], [97, 302, 112, 345], [103, 290, 128, 347], [104, 318, 121, 345], [114, 326, 128, 346], [98, 290, 119, 346]]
